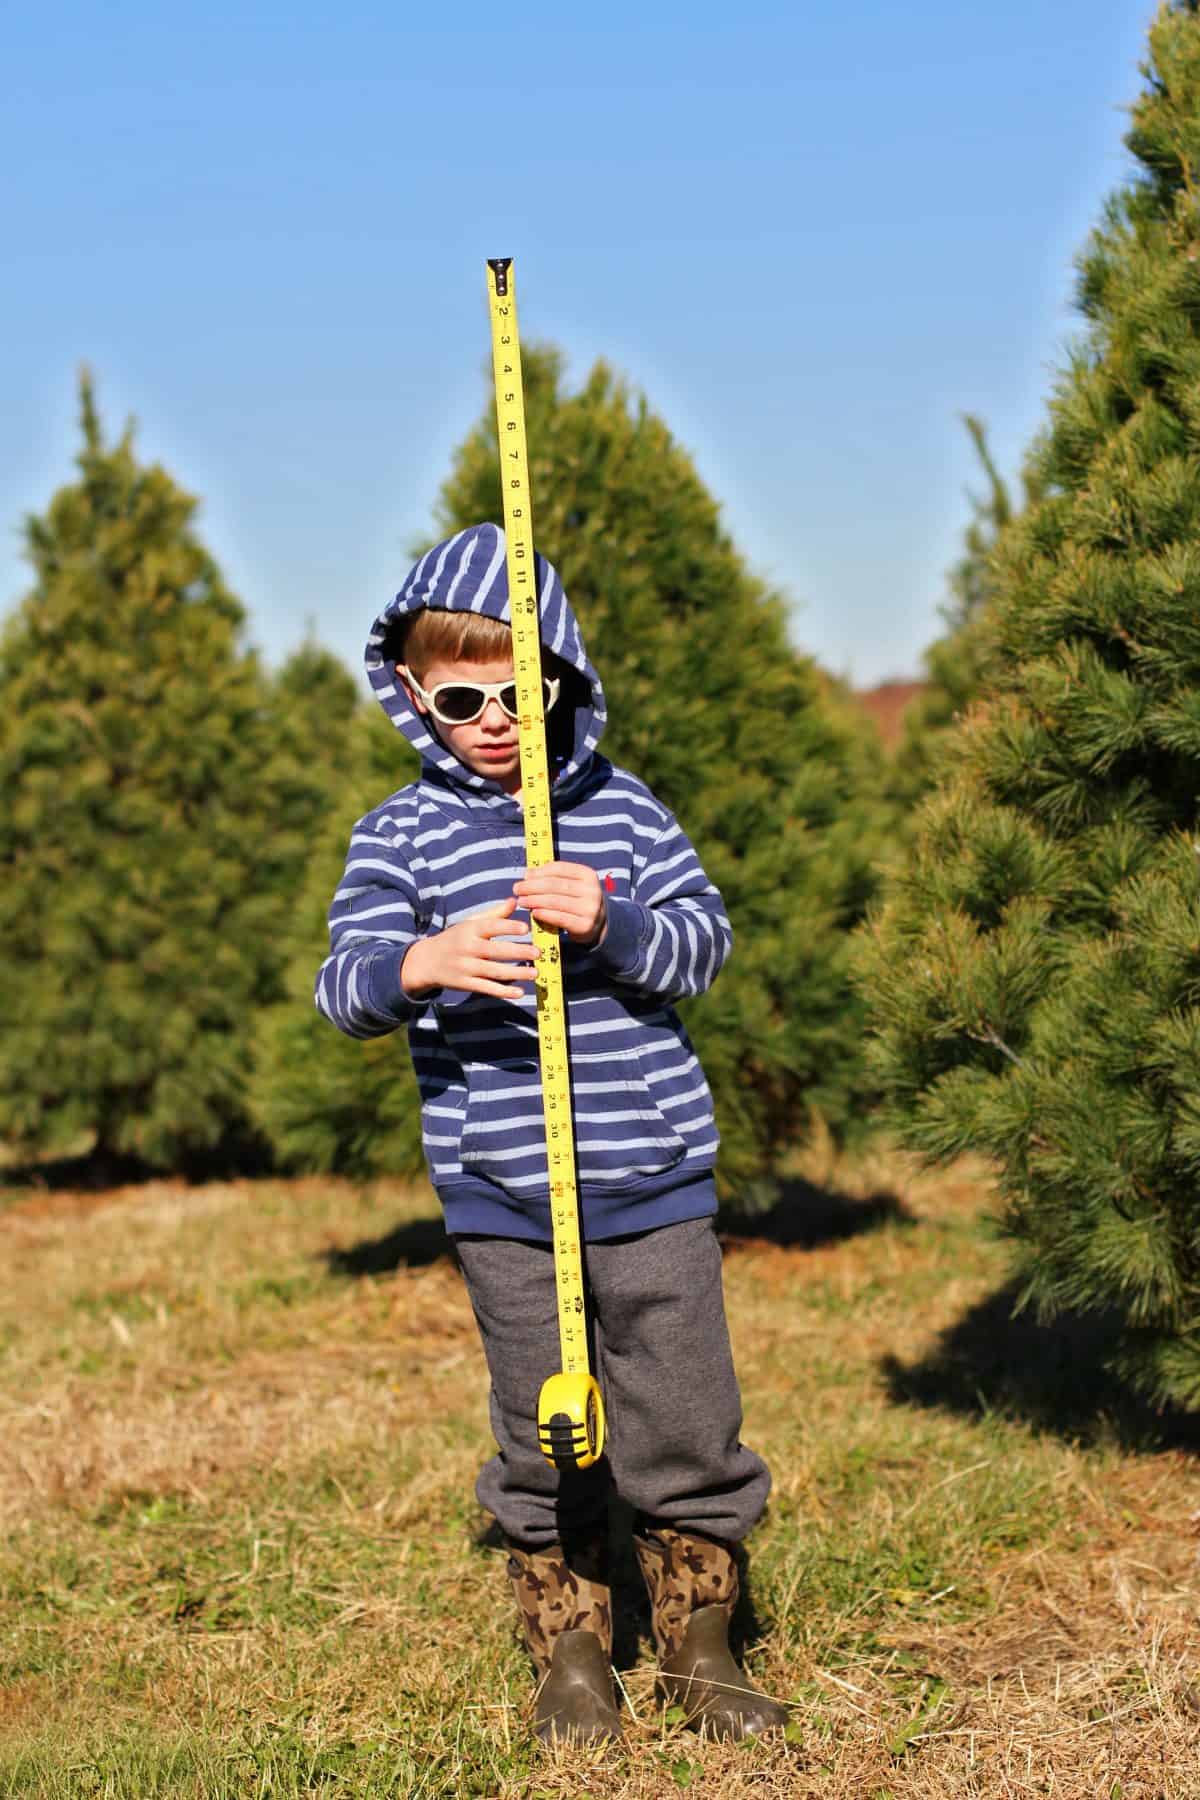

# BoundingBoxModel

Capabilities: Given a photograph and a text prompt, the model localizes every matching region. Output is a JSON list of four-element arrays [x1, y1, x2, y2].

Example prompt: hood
[[365, 523, 607, 811]]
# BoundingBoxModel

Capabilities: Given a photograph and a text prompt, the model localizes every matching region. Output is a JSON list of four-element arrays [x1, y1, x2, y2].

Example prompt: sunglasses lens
[[497, 681, 553, 717], [429, 677, 556, 724], [435, 685, 485, 722]]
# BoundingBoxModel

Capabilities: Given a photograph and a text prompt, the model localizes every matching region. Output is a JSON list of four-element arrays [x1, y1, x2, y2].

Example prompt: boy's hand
[[513, 862, 608, 947], [401, 897, 539, 1001]]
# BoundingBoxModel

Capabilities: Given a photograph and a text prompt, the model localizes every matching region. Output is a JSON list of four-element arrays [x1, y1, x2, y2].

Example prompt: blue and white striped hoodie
[[315, 523, 731, 1242]]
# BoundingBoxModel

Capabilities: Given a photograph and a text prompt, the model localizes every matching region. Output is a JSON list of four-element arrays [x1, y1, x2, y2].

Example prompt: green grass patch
[[0, 1155, 1197, 1795]]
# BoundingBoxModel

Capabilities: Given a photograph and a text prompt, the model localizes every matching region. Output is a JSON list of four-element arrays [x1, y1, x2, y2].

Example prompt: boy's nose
[[480, 698, 510, 729]]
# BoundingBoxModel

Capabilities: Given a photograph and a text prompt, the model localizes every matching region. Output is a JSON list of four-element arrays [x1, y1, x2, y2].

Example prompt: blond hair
[[399, 608, 513, 677]]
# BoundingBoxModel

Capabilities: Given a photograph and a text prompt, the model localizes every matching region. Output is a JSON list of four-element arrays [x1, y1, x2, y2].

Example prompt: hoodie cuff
[[592, 894, 650, 978], [364, 944, 416, 1022]]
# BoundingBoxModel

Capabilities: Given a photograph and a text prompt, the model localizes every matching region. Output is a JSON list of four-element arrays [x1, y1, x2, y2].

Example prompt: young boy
[[316, 523, 786, 1745]]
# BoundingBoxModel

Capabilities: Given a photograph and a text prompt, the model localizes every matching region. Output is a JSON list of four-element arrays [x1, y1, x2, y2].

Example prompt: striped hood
[[365, 523, 607, 811]]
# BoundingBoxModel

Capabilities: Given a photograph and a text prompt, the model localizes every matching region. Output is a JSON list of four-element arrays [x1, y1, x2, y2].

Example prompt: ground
[[0, 1143, 1197, 1797]]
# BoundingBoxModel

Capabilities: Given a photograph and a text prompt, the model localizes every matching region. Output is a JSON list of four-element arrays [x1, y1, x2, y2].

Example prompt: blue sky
[[4, 0, 1155, 686]]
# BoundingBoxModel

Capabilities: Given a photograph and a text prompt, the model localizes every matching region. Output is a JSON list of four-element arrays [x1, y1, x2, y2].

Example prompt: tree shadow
[[718, 1174, 915, 1249], [0, 1147, 152, 1194], [322, 1214, 454, 1276], [0, 1130, 274, 1194], [322, 1175, 914, 1280], [882, 1276, 1200, 1453]]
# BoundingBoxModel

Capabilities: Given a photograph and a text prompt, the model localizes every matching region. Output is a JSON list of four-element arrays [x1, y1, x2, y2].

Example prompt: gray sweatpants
[[454, 1217, 771, 1551]]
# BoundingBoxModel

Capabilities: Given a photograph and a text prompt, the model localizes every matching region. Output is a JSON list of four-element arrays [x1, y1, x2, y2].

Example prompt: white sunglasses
[[399, 665, 560, 726]]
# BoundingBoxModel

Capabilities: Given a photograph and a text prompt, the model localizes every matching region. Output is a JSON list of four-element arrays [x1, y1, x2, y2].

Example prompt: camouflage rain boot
[[506, 1535, 623, 1746], [634, 1525, 788, 1741]]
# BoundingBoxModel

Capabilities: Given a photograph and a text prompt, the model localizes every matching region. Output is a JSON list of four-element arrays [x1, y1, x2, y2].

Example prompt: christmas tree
[[272, 637, 361, 796], [891, 418, 1040, 807], [263, 346, 887, 1190], [250, 704, 426, 1178], [435, 347, 888, 1186], [861, 0, 1200, 1408], [0, 378, 322, 1170]]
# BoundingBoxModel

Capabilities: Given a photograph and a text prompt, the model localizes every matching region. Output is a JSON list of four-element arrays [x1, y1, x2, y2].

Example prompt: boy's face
[[404, 655, 523, 794]]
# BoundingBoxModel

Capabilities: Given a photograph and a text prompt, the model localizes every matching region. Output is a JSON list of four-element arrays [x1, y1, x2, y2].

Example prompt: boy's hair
[[398, 608, 513, 677]]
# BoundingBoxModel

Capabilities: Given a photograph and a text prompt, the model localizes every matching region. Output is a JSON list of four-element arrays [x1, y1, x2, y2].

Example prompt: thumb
[[488, 894, 519, 918]]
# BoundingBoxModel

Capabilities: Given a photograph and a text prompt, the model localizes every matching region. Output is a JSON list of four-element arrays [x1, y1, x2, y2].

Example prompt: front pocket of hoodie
[[457, 1045, 686, 1193], [572, 1038, 688, 1187], [456, 1056, 545, 1189]]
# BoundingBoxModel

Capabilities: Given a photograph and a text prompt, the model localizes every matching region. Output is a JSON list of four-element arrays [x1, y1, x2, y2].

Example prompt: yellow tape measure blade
[[487, 256, 594, 1465]]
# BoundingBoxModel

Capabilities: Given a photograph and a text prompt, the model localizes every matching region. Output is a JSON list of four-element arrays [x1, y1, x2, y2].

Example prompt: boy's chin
[[470, 750, 520, 778]]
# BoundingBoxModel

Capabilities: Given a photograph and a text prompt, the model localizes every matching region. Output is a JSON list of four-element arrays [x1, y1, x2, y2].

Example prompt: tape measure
[[486, 257, 605, 1473]]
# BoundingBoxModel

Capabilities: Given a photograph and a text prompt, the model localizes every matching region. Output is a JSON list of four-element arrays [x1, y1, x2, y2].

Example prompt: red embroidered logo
[[603, 872, 616, 893]]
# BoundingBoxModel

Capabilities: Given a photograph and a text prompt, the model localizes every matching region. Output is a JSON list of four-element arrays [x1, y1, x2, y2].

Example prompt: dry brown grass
[[1, 1149, 1199, 1796]]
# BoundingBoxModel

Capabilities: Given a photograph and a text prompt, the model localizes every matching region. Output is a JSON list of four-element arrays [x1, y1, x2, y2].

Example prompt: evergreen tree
[[0, 378, 323, 1169], [250, 705, 426, 1178], [435, 348, 888, 1187], [860, 1, 1200, 1408], [263, 637, 365, 913], [272, 636, 361, 795], [260, 348, 888, 1190], [891, 418, 1039, 804]]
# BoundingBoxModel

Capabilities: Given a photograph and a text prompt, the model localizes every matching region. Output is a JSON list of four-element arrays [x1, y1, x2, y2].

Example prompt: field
[[1, 1144, 1198, 1798]]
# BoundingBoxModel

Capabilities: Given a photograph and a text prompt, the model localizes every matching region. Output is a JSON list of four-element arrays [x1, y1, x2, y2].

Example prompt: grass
[[0, 1146, 1198, 1796]]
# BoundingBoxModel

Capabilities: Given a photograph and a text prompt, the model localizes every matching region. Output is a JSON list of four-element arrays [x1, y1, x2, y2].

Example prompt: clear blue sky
[[4, 0, 1155, 687]]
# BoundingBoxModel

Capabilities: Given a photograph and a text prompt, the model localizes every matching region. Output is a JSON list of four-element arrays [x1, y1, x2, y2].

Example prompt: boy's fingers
[[527, 908, 586, 933], [516, 863, 590, 885], [479, 911, 530, 937], [467, 969, 535, 994], [525, 897, 586, 915], [515, 877, 583, 898], [486, 941, 540, 964], [476, 936, 538, 961], [486, 895, 519, 918], [470, 979, 529, 1001], [478, 932, 533, 956], [518, 874, 590, 900]]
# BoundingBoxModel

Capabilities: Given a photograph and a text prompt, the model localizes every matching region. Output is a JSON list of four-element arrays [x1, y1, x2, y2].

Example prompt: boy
[[316, 523, 786, 1745]]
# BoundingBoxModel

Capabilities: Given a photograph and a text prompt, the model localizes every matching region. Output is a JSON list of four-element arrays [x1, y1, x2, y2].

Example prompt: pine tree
[[0, 377, 323, 1170], [434, 347, 888, 1187], [860, 1, 1200, 1408], [258, 347, 888, 1190], [249, 705, 426, 1178], [264, 638, 364, 900], [891, 418, 1039, 805], [272, 637, 361, 793]]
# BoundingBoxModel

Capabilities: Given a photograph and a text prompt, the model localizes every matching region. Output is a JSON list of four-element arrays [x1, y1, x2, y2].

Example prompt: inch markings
[[486, 257, 590, 1383]]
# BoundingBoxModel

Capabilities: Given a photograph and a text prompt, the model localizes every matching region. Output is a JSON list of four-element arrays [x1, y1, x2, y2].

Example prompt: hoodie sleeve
[[314, 815, 426, 1038], [592, 800, 733, 1001]]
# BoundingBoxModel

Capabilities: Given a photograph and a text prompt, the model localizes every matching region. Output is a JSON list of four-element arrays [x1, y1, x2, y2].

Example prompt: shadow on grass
[[718, 1175, 914, 1249], [883, 1276, 1200, 1454], [323, 1215, 454, 1276], [0, 1133, 274, 1195], [322, 1175, 913, 1280], [0, 1147, 155, 1195]]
